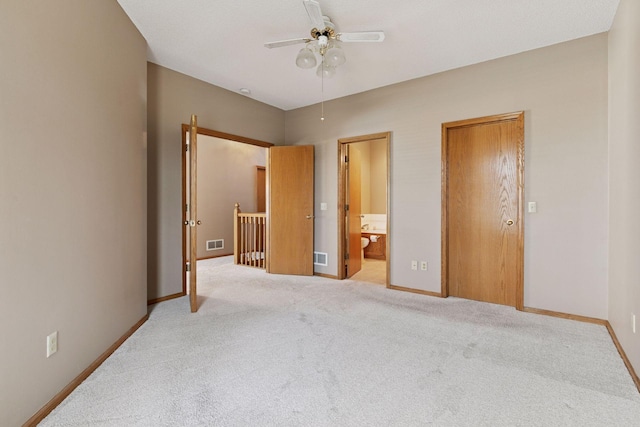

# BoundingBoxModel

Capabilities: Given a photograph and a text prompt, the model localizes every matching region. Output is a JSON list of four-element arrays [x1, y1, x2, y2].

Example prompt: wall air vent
[[206, 239, 224, 251], [314, 252, 328, 266]]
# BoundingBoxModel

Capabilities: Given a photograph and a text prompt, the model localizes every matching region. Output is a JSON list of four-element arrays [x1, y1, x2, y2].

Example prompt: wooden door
[[346, 145, 362, 277], [442, 112, 524, 308], [268, 145, 314, 275], [188, 115, 199, 312], [256, 166, 266, 212]]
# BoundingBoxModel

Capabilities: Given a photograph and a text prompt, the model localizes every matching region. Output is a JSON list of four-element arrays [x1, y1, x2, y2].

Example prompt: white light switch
[[528, 202, 537, 213], [320, 203, 327, 211]]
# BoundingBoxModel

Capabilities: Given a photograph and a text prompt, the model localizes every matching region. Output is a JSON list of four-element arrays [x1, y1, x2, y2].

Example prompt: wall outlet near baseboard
[[420, 261, 428, 271], [47, 331, 58, 358]]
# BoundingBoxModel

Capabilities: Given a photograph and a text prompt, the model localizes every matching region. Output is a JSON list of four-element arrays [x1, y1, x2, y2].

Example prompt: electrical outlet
[[411, 260, 418, 271], [420, 261, 428, 271], [47, 331, 58, 358], [633, 314, 636, 334]]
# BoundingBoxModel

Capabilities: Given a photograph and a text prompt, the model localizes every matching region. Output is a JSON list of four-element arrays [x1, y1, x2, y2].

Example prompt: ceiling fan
[[264, 0, 385, 78]]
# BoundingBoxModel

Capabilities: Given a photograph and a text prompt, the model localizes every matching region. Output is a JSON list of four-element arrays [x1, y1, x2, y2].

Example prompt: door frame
[[181, 124, 273, 298], [188, 115, 198, 312], [441, 111, 525, 310], [337, 132, 391, 285]]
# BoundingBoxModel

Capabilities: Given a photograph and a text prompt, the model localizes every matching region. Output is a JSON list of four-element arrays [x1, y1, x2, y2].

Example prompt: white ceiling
[[117, 0, 619, 111]]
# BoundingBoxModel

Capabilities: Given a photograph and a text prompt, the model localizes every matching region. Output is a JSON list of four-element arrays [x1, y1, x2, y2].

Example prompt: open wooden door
[[188, 115, 199, 312], [256, 166, 266, 212], [346, 145, 362, 277], [267, 145, 314, 275]]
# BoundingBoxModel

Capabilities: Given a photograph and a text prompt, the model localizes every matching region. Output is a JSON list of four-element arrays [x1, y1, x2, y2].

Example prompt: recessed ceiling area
[[117, 0, 620, 111]]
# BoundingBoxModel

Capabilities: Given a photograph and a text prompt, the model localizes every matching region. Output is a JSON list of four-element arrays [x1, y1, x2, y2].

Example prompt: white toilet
[[361, 237, 370, 260]]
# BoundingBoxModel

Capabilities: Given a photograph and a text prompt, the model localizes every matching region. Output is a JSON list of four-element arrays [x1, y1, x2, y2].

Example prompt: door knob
[[506, 219, 514, 226], [306, 215, 315, 219], [197, 220, 202, 225], [184, 221, 189, 225]]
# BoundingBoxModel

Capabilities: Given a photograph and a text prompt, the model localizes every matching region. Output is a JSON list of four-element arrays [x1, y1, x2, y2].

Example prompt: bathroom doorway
[[337, 132, 390, 286]]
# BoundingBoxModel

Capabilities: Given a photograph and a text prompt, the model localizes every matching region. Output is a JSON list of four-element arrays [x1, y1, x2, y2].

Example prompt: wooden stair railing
[[234, 203, 267, 269]]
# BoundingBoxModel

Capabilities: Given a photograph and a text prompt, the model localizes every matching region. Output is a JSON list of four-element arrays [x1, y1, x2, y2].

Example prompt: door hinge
[[345, 155, 349, 163], [185, 144, 189, 152], [345, 204, 349, 211], [186, 262, 191, 272], [344, 253, 349, 260]]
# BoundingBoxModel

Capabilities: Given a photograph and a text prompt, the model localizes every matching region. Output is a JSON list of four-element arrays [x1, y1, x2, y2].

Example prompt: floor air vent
[[314, 252, 328, 266], [206, 239, 224, 251]]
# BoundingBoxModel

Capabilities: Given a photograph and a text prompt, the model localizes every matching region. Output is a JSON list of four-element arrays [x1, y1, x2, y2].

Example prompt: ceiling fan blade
[[303, 0, 326, 30], [338, 31, 386, 43], [264, 38, 311, 49]]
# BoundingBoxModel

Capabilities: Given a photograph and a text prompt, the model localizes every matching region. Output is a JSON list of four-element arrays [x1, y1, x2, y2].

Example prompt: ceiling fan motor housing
[[310, 16, 336, 42]]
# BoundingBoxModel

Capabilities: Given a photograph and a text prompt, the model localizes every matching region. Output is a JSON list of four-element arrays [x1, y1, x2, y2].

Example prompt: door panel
[[347, 145, 362, 277], [256, 166, 266, 212], [268, 145, 314, 275], [444, 113, 523, 307]]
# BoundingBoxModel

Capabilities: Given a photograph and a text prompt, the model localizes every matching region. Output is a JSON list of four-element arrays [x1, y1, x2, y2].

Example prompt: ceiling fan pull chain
[[321, 55, 325, 121]]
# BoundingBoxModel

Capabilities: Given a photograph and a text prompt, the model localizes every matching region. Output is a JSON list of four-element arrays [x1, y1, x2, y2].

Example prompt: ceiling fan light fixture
[[295, 46, 317, 69], [265, 0, 384, 81], [316, 62, 336, 79], [324, 41, 346, 67]]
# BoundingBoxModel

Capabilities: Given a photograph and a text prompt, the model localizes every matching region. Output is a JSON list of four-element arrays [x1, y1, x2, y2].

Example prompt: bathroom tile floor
[[351, 258, 386, 285]]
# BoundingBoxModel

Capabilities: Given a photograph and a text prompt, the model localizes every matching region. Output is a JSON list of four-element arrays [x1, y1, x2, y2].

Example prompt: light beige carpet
[[40, 258, 640, 426]]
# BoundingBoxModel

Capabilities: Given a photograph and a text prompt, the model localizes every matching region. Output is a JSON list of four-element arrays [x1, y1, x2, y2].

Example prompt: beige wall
[[0, 1, 147, 425], [286, 34, 609, 319], [197, 135, 266, 258], [147, 64, 284, 300], [608, 0, 640, 375]]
